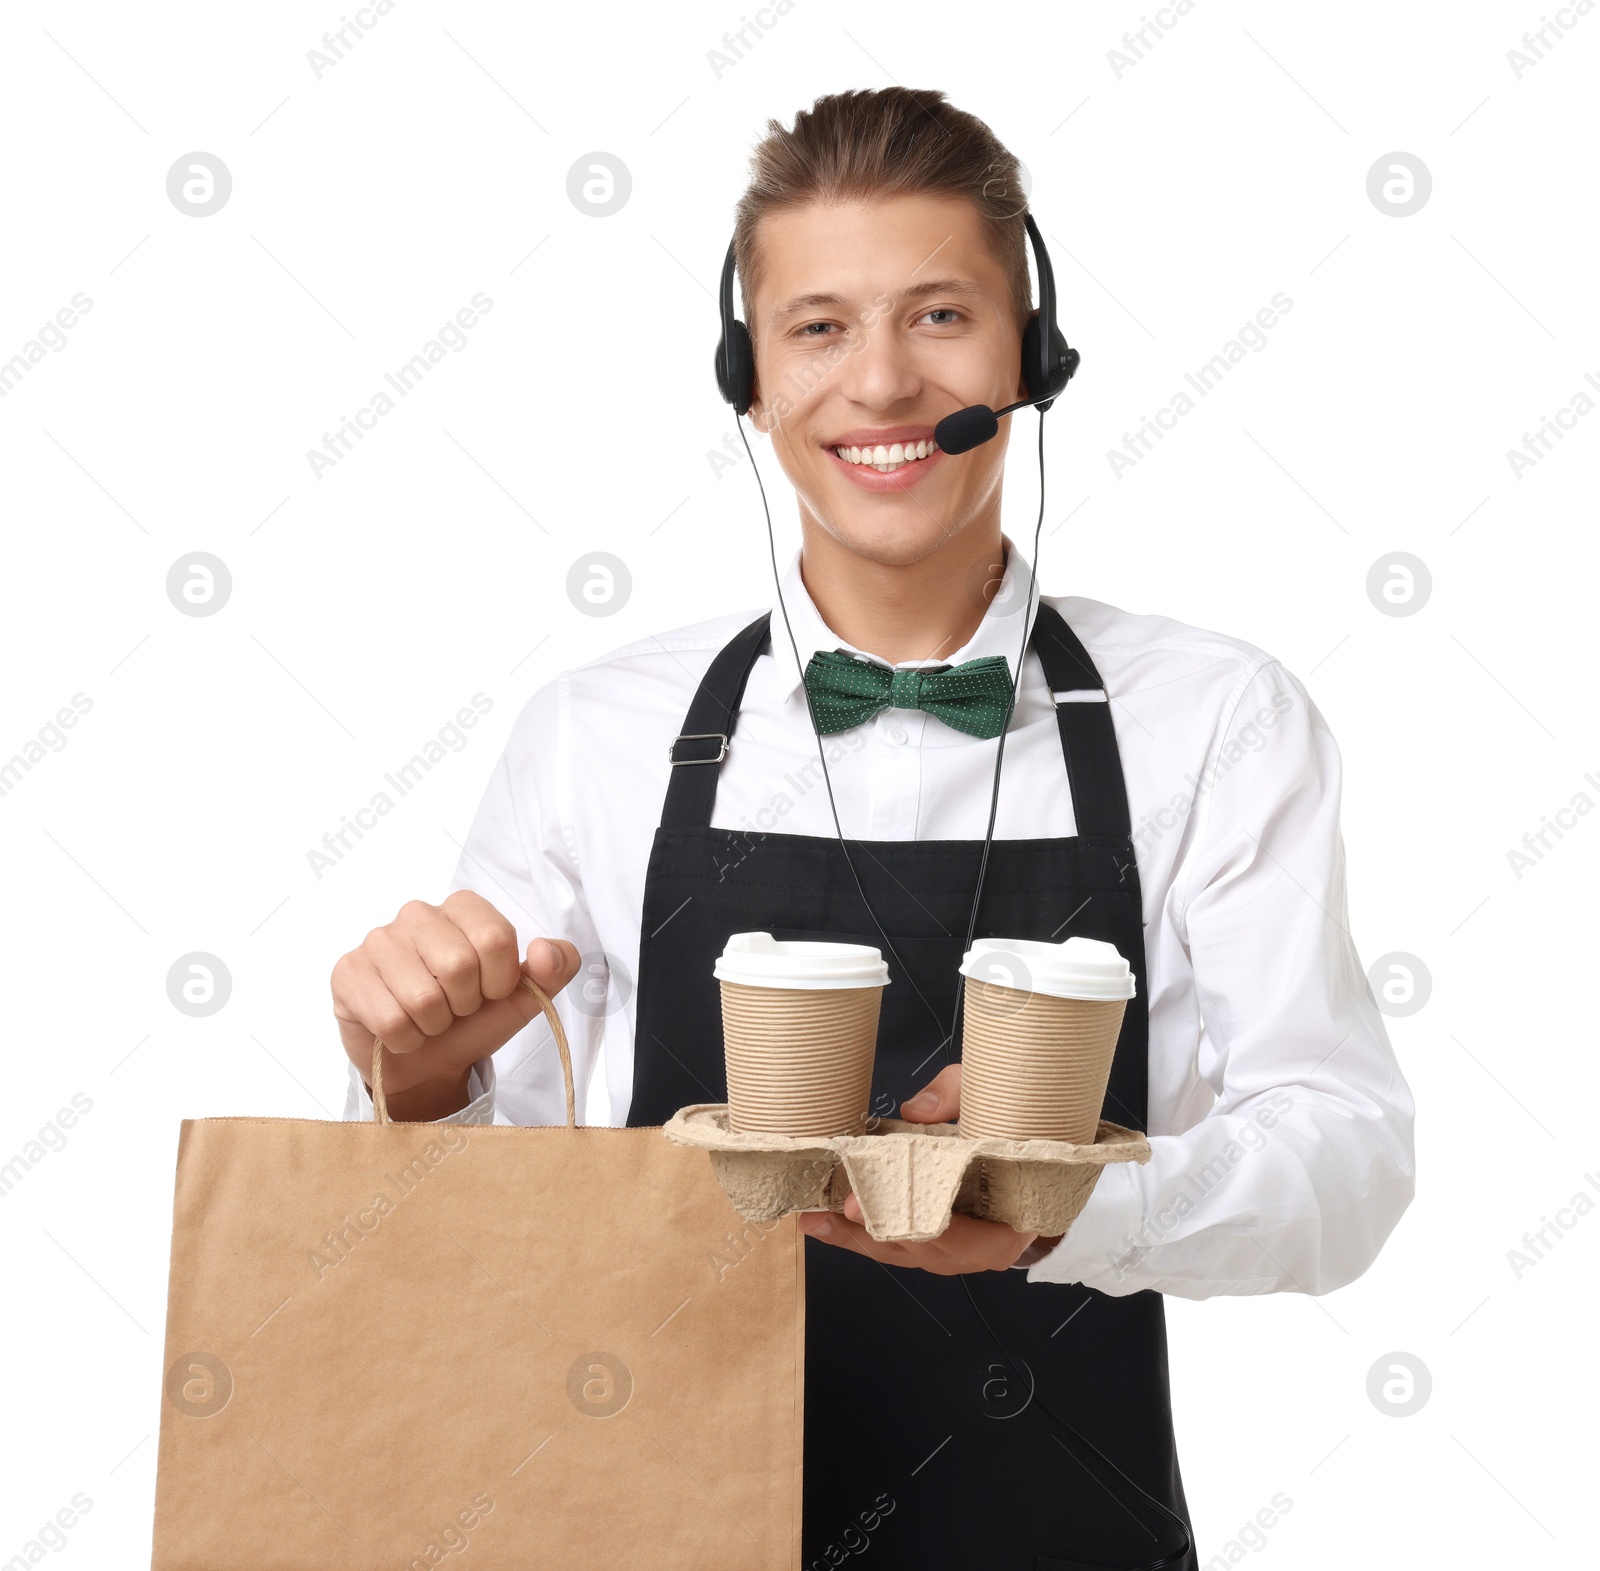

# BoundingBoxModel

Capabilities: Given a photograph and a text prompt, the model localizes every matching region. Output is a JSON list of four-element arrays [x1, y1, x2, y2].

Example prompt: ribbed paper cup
[[956, 936, 1134, 1144], [721, 981, 882, 1137]]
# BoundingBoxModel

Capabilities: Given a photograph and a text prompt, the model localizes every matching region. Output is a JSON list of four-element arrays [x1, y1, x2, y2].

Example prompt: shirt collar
[[766, 536, 1040, 704]]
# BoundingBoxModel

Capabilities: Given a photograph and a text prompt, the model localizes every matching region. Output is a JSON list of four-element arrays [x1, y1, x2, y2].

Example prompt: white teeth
[[833, 439, 936, 470]]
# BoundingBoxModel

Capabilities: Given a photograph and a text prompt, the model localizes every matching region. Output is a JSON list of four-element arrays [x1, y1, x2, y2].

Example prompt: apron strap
[[659, 601, 1134, 844], [1030, 601, 1133, 842], [660, 612, 772, 830]]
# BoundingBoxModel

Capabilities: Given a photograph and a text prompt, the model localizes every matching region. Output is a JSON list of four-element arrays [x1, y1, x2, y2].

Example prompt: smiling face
[[746, 193, 1031, 569]]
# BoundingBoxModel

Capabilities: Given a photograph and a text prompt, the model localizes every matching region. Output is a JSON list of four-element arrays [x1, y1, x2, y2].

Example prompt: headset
[[716, 212, 1079, 445], [714, 210, 1192, 1568]]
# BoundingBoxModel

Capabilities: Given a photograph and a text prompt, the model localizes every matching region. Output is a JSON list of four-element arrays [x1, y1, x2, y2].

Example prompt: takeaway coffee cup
[[715, 932, 890, 1137], [957, 936, 1136, 1145]]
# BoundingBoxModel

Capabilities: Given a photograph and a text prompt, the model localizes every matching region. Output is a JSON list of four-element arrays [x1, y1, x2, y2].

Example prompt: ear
[[749, 368, 789, 439], [748, 375, 771, 435]]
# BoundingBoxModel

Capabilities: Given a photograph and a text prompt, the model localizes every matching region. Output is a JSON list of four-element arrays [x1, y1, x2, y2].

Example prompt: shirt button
[[885, 724, 907, 745]]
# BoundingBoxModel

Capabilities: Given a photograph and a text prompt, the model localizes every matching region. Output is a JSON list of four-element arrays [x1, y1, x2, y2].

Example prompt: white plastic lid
[[959, 935, 1135, 1001], [713, 931, 891, 990]]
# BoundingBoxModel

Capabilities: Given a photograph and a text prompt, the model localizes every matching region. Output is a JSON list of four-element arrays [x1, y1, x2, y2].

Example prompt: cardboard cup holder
[[663, 1104, 1152, 1244]]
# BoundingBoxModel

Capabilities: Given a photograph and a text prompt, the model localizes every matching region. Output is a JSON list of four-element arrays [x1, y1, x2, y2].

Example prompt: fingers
[[333, 945, 428, 1065], [799, 1210, 920, 1267], [353, 895, 532, 1049], [360, 913, 467, 1047], [441, 888, 522, 1000], [801, 1201, 1034, 1274], [331, 889, 579, 1089], [900, 1063, 962, 1123]]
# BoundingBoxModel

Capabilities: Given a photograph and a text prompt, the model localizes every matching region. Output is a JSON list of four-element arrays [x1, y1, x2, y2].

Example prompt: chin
[[810, 506, 972, 568]]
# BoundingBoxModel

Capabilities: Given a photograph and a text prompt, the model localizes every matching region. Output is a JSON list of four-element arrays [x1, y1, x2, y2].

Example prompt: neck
[[797, 523, 1011, 665]]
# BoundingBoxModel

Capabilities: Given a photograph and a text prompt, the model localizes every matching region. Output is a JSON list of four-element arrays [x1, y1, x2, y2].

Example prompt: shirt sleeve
[[338, 673, 604, 1129], [1026, 659, 1417, 1299]]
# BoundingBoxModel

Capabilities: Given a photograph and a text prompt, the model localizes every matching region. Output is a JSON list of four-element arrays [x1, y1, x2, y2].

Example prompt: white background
[[1, 0, 1595, 1564]]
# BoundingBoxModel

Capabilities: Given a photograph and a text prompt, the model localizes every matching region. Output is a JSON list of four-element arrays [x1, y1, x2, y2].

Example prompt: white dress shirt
[[344, 539, 1415, 1300]]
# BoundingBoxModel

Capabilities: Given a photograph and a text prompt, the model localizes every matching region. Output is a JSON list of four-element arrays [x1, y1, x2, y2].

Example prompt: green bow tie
[[802, 650, 1015, 738]]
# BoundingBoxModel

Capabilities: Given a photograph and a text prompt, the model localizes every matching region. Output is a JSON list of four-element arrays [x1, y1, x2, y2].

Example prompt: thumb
[[901, 1063, 961, 1123], [523, 937, 582, 1000]]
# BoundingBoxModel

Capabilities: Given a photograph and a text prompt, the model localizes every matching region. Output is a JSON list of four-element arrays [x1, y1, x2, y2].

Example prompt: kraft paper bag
[[150, 978, 803, 1570]]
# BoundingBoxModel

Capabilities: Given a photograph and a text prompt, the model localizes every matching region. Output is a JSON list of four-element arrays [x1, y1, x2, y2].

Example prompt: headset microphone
[[933, 374, 1077, 456], [932, 401, 1007, 456]]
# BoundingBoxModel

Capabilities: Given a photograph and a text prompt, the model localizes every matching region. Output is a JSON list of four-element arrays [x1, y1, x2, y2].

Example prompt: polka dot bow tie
[[801, 650, 1015, 739]]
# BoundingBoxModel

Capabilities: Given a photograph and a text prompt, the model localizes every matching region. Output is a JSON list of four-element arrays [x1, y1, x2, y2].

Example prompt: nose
[[836, 315, 923, 411]]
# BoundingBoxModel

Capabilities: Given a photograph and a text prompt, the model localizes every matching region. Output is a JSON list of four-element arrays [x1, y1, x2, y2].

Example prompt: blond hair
[[732, 87, 1032, 338]]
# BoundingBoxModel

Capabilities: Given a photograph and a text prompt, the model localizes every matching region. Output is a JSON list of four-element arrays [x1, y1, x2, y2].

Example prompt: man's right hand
[[332, 889, 581, 1121]]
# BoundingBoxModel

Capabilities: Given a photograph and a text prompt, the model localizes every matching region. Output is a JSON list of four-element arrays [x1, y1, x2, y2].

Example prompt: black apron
[[626, 602, 1195, 1571]]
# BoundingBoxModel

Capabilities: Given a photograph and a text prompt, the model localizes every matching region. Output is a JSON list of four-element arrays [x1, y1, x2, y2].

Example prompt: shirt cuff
[[342, 1055, 498, 1125], [1021, 1160, 1145, 1291]]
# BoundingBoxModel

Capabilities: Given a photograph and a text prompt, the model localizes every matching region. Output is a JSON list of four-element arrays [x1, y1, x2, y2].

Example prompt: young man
[[333, 88, 1414, 1568]]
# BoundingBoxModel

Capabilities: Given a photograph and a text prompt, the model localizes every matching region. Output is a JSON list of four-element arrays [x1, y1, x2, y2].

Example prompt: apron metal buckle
[[668, 732, 730, 765]]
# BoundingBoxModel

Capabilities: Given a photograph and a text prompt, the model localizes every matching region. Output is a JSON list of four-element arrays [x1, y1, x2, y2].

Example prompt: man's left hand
[[796, 1065, 1063, 1274]]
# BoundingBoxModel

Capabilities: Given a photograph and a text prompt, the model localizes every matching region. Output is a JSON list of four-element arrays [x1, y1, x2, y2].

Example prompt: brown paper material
[[150, 979, 803, 1570], [958, 974, 1127, 1144], [664, 1104, 1151, 1244], [720, 980, 880, 1137]]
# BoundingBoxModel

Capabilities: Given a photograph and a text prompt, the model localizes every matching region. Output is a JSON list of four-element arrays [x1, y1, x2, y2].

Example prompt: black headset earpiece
[[1018, 212, 1079, 411], [714, 239, 756, 416]]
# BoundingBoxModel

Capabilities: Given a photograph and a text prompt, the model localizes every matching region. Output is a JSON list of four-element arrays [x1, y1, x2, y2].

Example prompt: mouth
[[829, 437, 939, 474], [823, 428, 946, 493]]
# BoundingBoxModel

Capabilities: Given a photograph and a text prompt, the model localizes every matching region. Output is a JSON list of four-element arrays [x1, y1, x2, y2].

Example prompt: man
[[333, 87, 1414, 1569]]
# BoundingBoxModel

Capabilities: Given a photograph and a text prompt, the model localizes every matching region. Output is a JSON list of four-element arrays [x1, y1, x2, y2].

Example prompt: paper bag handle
[[369, 974, 576, 1128]]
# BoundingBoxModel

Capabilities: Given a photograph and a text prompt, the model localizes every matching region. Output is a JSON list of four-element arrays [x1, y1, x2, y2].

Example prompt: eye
[[921, 307, 962, 326], [798, 321, 839, 337]]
